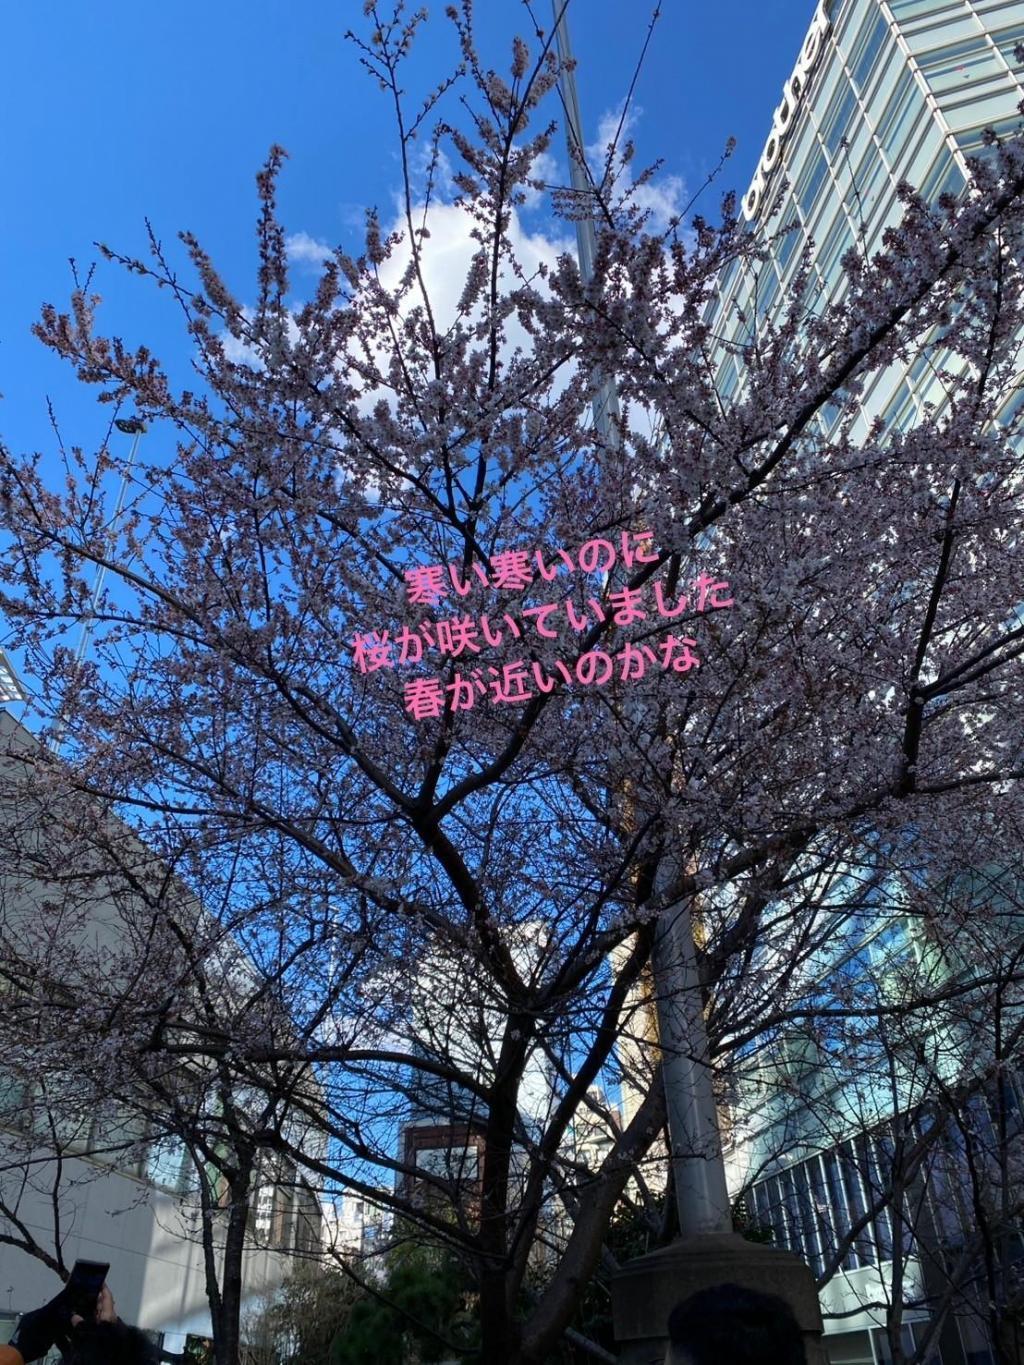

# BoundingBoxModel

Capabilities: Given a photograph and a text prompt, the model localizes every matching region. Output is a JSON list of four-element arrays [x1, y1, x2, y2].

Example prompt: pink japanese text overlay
[[350, 531, 736, 717]]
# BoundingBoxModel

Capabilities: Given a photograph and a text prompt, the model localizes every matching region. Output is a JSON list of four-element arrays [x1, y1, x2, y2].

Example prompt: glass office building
[[710, 4, 1024, 1363], [710, 0, 1023, 437]]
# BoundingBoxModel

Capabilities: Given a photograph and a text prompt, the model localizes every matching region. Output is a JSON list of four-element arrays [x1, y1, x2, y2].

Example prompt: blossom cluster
[[352, 574, 735, 674], [404, 530, 662, 604], [402, 635, 702, 718]]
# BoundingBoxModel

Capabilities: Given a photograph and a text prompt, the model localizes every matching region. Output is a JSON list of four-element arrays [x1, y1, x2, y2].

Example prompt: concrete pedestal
[[611, 1232, 827, 1365]]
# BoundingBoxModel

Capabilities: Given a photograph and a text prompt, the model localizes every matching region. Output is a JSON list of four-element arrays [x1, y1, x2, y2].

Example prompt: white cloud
[[373, 199, 573, 337], [218, 304, 301, 371], [286, 231, 334, 267], [219, 185, 578, 435], [587, 102, 686, 234], [219, 306, 260, 367], [326, 196, 578, 435], [520, 147, 560, 210]]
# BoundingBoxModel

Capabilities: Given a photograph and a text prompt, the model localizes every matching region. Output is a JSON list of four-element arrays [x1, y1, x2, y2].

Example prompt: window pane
[[793, 1161, 823, 1274], [808, 1154, 838, 1269], [890, 0, 967, 20], [839, 1140, 874, 1266], [819, 217, 854, 282], [779, 1167, 807, 1259], [146, 1136, 190, 1193], [821, 86, 859, 156], [823, 1150, 858, 1271], [919, 38, 1003, 94], [918, 150, 964, 203], [995, 23, 1024, 72], [903, 126, 945, 191], [850, 12, 891, 94], [796, 151, 829, 220], [875, 68, 919, 161], [904, 14, 986, 53]]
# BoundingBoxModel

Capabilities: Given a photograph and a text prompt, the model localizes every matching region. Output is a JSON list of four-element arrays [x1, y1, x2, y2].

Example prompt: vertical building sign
[[743, 0, 832, 221]]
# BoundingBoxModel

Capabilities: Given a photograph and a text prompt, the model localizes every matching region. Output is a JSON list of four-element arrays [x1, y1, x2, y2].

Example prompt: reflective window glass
[[807, 1156, 838, 1267], [978, 0, 1024, 18], [904, 14, 986, 53], [755, 265, 780, 317], [875, 67, 920, 161], [774, 220, 803, 275], [996, 384, 1024, 428], [871, 1133, 897, 1261], [779, 1168, 807, 1260], [896, 122, 943, 190], [918, 37, 1003, 94], [761, 1174, 790, 1250], [881, 380, 917, 434], [808, 53, 845, 129], [819, 216, 854, 283], [823, 1150, 859, 1270], [918, 149, 964, 203], [948, 89, 1023, 137], [835, 120, 874, 187], [994, 23, 1024, 71], [717, 355, 739, 399], [850, 11, 890, 93], [821, 84, 859, 155], [869, 43, 908, 109], [717, 256, 741, 301], [146, 1135, 191, 1193], [796, 150, 830, 219], [793, 1162, 824, 1274], [846, 149, 887, 223], [889, 0, 966, 19], [840, 1140, 875, 1267], [786, 117, 818, 176]]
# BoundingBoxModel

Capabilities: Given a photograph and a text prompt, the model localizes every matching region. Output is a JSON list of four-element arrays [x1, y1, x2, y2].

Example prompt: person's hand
[[70, 1283, 116, 1329], [96, 1285, 117, 1324]]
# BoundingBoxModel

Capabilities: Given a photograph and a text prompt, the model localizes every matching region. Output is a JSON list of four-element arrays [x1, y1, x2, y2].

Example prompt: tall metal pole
[[552, 2, 732, 1237], [551, 4, 620, 451], [650, 869, 733, 1234]]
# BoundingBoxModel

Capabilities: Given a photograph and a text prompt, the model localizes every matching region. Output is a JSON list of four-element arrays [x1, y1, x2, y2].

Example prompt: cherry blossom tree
[[0, 729, 329, 1365], [1, 4, 1024, 1362]]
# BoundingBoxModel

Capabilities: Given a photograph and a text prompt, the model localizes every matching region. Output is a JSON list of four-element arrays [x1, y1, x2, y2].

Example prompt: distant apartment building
[[321, 1191, 391, 1269], [398, 925, 555, 1224]]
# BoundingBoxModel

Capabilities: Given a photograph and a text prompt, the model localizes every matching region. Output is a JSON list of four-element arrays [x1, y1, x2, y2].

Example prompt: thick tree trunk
[[519, 1073, 667, 1365], [212, 1200, 250, 1365], [477, 1018, 530, 1365]]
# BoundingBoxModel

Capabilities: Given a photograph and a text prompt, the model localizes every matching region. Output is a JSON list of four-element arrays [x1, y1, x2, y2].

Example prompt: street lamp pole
[[551, 4, 620, 452], [550, 2, 732, 1238], [548, 16, 827, 1359], [649, 874, 733, 1234]]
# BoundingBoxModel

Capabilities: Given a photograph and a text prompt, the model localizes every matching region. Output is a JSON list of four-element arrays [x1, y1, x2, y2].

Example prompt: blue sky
[[1, 1, 817, 463]]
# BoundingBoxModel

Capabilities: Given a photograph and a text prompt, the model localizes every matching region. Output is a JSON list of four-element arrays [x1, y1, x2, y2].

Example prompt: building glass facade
[[712, 0, 1024, 441], [712, 3, 1024, 1362]]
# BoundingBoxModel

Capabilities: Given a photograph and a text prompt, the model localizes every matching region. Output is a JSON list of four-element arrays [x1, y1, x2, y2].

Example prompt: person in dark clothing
[[5, 1283, 159, 1365], [665, 1282, 808, 1365]]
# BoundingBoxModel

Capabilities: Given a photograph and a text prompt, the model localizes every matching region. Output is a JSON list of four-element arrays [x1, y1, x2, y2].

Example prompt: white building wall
[[0, 708, 323, 1354], [0, 1145, 298, 1355]]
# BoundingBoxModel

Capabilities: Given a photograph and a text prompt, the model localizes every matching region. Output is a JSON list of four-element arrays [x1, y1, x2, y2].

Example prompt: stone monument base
[[611, 1231, 827, 1364]]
